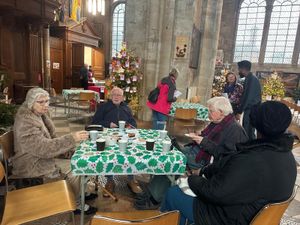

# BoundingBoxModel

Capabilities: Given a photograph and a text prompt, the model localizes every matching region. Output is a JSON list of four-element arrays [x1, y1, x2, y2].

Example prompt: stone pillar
[[194, 0, 224, 103], [43, 25, 51, 90]]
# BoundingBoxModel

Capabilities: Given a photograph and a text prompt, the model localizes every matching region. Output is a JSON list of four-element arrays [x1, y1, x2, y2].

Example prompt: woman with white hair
[[12, 87, 97, 215], [134, 97, 248, 210]]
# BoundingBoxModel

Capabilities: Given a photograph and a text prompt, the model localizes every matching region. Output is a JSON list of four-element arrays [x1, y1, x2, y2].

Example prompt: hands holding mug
[[72, 131, 89, 142]]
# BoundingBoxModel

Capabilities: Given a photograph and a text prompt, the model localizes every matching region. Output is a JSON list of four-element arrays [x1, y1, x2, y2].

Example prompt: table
[[88, 86, 106, 101], [169, 102, 209, 120], [71, 128, 187, 225], [62, 89, 101, 116]]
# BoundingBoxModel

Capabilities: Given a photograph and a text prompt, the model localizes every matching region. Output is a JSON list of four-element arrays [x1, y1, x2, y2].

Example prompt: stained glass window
[[234, 0, 266, 62], [112, 3, 125, 56], [264, 0, 300, 64]]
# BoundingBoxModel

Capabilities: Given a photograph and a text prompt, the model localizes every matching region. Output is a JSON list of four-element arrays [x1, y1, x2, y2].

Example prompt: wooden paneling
[[13, 32, 25, 73], [29, 33, 40, 85], [72, 43, 84, 87], [65, 42, 72, 88], [92, 48, 105, 80], [1, 28, 13, 68], [50, 48, 63, 93]]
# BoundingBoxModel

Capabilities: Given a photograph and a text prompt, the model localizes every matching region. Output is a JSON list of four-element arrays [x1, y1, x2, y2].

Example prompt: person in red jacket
[[147, 68, 179, 129]]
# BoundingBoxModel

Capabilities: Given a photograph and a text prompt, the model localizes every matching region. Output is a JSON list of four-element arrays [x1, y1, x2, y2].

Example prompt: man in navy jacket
[[92, 87, 137, 128]]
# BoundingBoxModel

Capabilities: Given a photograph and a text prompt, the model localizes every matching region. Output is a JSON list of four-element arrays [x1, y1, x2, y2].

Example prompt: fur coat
[[12, 106, 76, 178]]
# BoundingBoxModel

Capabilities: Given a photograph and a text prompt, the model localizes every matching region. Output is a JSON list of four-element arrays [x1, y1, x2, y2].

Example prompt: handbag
[[148, 87, 160, 103]]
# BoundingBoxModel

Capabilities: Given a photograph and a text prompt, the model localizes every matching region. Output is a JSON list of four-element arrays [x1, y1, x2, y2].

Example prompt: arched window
[[234, 0, 266, 62], [264, 0, 300, 64], [111, 3, 125, 56]]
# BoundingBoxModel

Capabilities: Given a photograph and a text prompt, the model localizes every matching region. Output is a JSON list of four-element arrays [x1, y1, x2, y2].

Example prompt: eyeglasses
[[36, 99, 50, 105], [112, 94, 123, 97]]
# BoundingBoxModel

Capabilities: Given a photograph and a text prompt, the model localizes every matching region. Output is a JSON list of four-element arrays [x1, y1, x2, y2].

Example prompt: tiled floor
[[25, 106, 300, 224]]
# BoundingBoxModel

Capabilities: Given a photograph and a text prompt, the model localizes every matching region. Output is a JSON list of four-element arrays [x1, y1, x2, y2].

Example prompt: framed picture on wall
[[174, 36, 189, 59]]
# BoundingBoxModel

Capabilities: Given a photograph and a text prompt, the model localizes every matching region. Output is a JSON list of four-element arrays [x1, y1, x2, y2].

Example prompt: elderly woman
[[12, 87, 97, 215], [134, 97, 248, 210], [223, 72, 243, 114], [161, 101, 296, 225]]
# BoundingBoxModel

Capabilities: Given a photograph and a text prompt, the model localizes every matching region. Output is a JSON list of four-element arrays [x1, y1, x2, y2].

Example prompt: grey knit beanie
[[23, 87, 49, 109]]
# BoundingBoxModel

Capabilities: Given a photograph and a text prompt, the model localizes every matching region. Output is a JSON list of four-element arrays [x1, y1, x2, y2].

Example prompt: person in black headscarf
[[236, 60, 261, 140], [161, 101, 297, 225]]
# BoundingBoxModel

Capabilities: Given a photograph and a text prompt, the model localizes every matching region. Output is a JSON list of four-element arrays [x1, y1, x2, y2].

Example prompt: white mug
[[162, 140, 171, 152], [119, 121, 126, 130], [89, 130, 98, 142], [159, 130, 168, 140], [119, 139, 128, 151]]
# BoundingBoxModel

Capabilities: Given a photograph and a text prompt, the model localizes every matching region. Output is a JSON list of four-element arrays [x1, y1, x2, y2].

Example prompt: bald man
[[92, 87, 137, 128]]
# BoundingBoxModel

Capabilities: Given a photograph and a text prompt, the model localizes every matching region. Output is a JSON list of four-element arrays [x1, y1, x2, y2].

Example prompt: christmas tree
[[211, 64, 230, 97], [107, 42, 143, 115], [262, 71, 285, 100]]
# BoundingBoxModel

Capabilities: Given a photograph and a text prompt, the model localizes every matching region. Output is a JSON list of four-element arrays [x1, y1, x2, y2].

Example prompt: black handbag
[[148, 87, 160, 103]]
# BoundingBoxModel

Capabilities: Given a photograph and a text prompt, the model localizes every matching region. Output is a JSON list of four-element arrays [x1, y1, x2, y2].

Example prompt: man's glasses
[[36, 99, 50, 105], [112, 94, 123, 97]]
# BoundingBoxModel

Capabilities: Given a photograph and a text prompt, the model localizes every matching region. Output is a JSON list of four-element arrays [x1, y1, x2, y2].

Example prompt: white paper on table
[[174, 90, 182, 98]]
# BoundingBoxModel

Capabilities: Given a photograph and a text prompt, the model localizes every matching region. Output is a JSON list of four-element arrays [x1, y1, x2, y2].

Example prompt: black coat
[[92, 100, 137, 128], [237, 72, 261, 114], [188, 134, 297, 225]]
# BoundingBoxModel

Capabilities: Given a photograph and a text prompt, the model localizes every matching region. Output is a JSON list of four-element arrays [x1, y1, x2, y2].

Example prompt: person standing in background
[[147, 68, 179, 130], [223, 72, 243, 114], [88, 65, 93, 82], [236, 60, 261, 140], [80, 63, 89, 90]]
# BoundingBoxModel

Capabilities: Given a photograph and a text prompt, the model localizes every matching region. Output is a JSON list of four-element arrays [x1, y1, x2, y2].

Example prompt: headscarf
[[23, 87, 49, 109]]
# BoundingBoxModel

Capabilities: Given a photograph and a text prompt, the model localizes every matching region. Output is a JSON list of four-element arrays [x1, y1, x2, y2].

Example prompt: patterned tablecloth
[[71, 129, 187, 176], [62, 89, 101, 103], [169, 102, 209, 120]]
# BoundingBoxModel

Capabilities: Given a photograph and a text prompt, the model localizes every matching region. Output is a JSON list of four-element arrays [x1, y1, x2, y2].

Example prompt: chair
[[250, 185, 298, 225], [49, 88, 64, 116], [90, 210, 180, 225], [0, 162, 76, 225], [189, 96, 201, 103], [74, 92, 96, 114]]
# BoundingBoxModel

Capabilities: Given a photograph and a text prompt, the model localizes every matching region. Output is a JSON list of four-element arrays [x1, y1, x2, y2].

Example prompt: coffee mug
[[118, 139, 128, 151], [119, 121, 126, 130], [162, 140, 171, 152], [146, 139, 155, 150], [89, 130, 99, 142], [96, 138, 106, 151]]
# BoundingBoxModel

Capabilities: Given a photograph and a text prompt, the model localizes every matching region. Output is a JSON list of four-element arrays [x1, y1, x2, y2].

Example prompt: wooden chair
[[0, 162, 76, 225], [74, 92, 96, 113], [189, 96, 201, 103], [170, 108, 198, 137], [250, 185, 298, 225], [90, 210, 180, 225]]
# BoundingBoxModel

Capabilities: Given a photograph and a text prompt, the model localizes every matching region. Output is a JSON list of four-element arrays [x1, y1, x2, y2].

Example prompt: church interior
[[0, 0, 299, 224]]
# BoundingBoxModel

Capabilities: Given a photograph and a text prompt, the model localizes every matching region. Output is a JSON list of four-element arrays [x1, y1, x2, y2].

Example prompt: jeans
[[161, 186, 195, 225], [243, 109, 255, 140], [152, 110, 168, 130], [181, 144, 210, 170]]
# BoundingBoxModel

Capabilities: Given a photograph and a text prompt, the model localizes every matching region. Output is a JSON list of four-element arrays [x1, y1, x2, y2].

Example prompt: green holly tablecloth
[[169, 102, 209, 120], [71, 129, 187, 176]]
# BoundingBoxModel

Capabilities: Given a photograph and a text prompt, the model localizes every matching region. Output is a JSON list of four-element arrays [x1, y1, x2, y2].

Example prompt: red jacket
[[147, 76, 176, 115]]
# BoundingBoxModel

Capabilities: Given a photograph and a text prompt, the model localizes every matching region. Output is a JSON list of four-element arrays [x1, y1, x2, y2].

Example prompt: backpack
[[148, 87, 160, 103]]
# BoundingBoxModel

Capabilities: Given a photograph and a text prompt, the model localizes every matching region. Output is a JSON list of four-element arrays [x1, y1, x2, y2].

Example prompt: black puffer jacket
[[188, 134, 297, 225]]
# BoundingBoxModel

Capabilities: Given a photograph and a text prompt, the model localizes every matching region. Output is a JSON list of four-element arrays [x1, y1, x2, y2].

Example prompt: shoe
[[170, 137, 182, 151], [128, 180, 143, 194], [85, 193, 98, 201], [103, 180, 115, 197], [134, 194, 160, 210], [74, 204, 97, 215]]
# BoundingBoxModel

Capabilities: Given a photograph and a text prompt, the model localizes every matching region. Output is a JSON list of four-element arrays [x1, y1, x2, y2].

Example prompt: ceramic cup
[[118, 139, 128, 151], [162, 140, 171, 152], [96, 138, 106, 151], [159, 130, 168, 140], [119, 121, 126, 130], [146, 139, 155, 151], [89, 130, 99, 142]]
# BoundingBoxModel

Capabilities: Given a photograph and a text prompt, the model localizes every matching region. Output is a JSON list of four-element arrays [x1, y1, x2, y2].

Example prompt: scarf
[[195, 114, 235, 162], [224, 83, 236, 94]]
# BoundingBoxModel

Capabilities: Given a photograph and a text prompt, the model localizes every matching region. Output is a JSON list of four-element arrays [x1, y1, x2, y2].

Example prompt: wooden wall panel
[[1, 28, 13, 68], [72, 44, 84, 87], [29, 34, 40, 85], [92, 48, 105, 80], [65, 42, 72, 88]]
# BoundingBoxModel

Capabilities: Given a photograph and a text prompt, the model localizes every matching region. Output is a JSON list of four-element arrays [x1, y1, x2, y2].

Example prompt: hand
[[191, 135, 203, 144], [72, 131, 89, 142], [191, 168, 201, 176], [110, 122, 118, 128], [235, 114, 241, 121]]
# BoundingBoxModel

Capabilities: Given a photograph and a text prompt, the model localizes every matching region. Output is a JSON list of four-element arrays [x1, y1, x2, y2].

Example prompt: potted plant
[[0, 103, 17, 135]]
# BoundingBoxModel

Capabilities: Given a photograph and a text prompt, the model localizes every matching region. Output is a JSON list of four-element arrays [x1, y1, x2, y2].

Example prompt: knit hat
[[23, 87, 49, 109], [250, 101, 291, 137]]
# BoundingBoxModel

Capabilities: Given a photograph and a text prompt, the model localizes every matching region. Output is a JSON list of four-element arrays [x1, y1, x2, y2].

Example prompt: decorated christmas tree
[[262, 71, 285, 100], [211, 64, 230, 97], [107, 42, 143, 115]]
